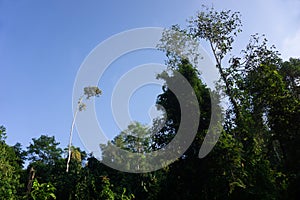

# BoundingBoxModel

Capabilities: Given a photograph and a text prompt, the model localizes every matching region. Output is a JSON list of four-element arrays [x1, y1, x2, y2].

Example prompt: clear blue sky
[[1, 0, 299, 154]]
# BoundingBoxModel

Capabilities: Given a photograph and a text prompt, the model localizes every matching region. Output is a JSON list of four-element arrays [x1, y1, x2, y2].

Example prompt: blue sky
[[1, 0, 299, 154]]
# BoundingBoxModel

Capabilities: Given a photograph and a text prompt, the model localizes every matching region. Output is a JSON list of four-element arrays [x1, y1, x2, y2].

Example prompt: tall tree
[[155, 5, 298, 199], [188, 6, 243, 123], [150, 56, 228, 199], [67, 86, 102, 172]]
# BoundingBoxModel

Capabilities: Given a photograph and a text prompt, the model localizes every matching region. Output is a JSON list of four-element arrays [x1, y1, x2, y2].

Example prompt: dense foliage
[[1, 7, 299, 200]]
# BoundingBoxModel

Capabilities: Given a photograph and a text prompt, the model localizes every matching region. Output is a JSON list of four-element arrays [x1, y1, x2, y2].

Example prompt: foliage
[[27, 135, 62, 165], [0, 6, 299, 200], [101, 122, 164, 199], [0, 126, 20, 200], [99, 176, 115, 200], [84, 86, 102, 99], [30, 179, 56, 200], [113, 122, 152, 153], [156, 5, 299, 199]]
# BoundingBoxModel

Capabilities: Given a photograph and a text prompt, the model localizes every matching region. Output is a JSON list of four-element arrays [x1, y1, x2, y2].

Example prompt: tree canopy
[[0, 6, 299, 200]]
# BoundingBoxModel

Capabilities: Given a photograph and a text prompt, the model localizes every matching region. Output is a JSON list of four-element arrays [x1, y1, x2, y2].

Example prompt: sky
[[1, 0, 299, 156]]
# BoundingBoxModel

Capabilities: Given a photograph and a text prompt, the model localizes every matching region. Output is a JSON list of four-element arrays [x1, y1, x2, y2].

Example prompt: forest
[[1, 7, 299, 200]]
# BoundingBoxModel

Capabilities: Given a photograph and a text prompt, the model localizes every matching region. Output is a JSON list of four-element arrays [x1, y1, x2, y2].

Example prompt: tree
[[27, 135, 62, 165], [26, 134, 63, 192], [0, 126, 21, 199], [101, 122, 152, 172], [186, 6, 300, 199], [101, 122, 163, 199], [12, 142, 27, 169], [188, 6, 243, 124], [113, 122, 152, 154], [52, 147, 86, 200], [151, 57, 227, 199], [66, 86, 102, 172], [272, 59, 300, 199], [1, 6, 299, 200], [280, 58, 300, 98], [154, 5, 299, 199]]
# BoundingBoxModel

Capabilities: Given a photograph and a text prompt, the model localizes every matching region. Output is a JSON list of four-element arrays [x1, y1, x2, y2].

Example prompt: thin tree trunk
[[66, 97, 82, 172], [209, 39, 242, 122]]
